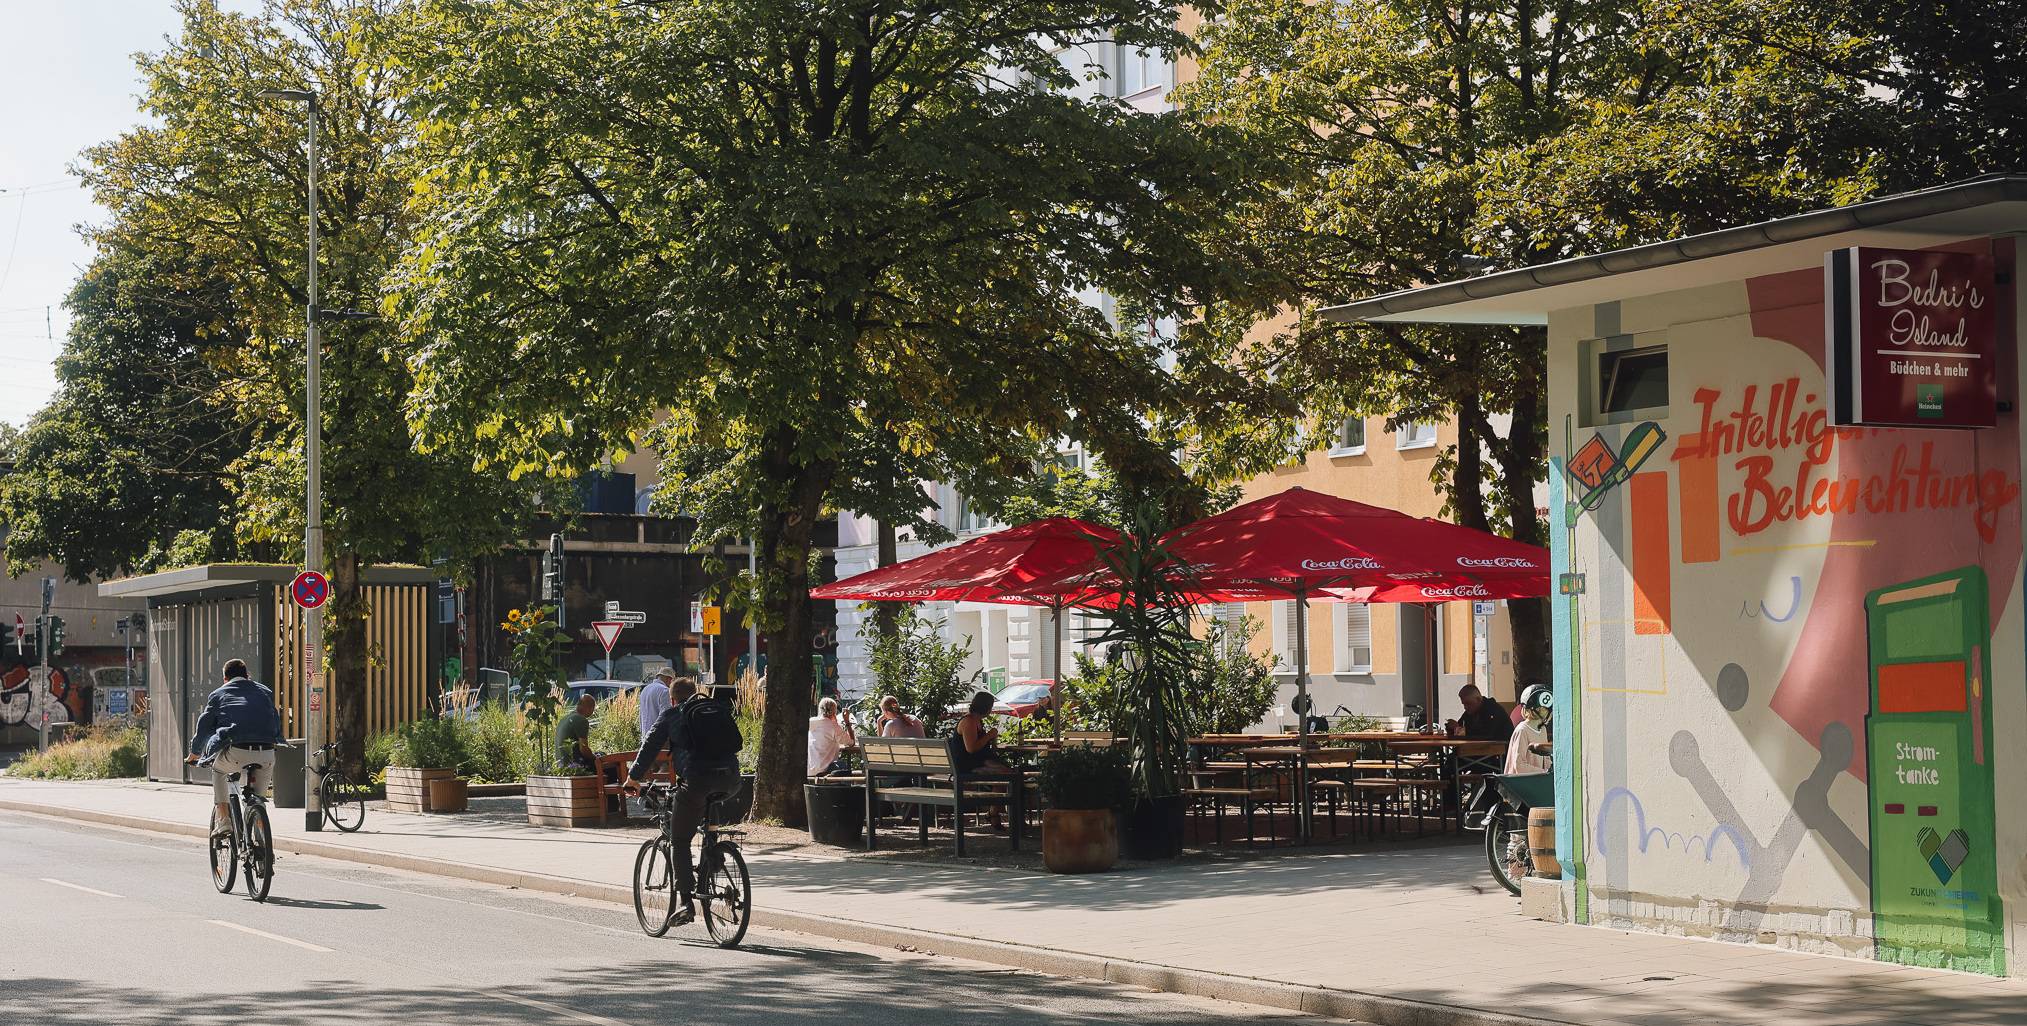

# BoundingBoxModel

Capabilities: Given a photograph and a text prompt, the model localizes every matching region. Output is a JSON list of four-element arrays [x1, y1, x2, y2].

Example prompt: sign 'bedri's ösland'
[[1827, 245, 1998, 428]]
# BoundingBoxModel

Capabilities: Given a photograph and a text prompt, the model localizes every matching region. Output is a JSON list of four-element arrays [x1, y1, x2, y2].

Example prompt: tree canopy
[[388, 0, 1279, 821]]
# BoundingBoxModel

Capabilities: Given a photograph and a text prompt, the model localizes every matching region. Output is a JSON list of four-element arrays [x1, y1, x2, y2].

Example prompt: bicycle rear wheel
[[1485, 804, 1526, 896], [700, 842, 750, 949], [209, 806, 237, 894], [242, 803, 274, 902], [633, 838, 676, 937], [321, 771, 367, 832]]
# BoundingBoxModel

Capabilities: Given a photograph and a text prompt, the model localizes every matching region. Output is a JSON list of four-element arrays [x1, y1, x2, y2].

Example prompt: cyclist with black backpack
[[624, 676, 742, 926]]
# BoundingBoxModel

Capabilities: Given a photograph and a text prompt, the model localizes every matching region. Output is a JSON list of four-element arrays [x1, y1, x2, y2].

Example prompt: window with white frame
[[956, 494, 998, 534], [1330, 417, 1366, 455], [1335, 604, 1373, 673], [1116, 43, 1170, 96], [1396, 420, 1438, 450], [1211, 602, 1246, 656], [1270, 600, 1303, 675]]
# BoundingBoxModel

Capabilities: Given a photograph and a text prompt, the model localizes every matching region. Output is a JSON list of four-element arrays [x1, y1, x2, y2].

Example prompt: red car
[[991, 681, 1056, 718]]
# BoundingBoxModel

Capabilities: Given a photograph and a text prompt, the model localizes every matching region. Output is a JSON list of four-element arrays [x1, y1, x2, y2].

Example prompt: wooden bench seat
[[861, 737, 1025, 856]]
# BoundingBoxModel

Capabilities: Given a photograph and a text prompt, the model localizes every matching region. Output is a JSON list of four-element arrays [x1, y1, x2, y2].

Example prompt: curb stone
[[0, 796, 1575, 1026]]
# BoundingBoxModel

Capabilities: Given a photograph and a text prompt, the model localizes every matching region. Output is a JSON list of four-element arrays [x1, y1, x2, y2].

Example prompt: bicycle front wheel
[[701, 842, 751, 949], [321, 771, 367, 833], [633, 838, 676, 937], [242, 803, 274, 902], [209, 807, 237, 894]]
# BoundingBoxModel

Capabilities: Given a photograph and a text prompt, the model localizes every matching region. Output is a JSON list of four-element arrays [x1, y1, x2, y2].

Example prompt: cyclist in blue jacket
[[183, 659, 283, 836]]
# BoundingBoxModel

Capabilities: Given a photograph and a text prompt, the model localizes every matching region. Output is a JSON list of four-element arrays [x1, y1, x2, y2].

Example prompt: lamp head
[[258, 88, 315, 102]]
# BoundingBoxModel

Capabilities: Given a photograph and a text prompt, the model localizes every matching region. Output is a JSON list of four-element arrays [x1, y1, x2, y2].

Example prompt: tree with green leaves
[[0, 249, 251, 579], [1180, 0, 1876, 685], [51, 0, 542, 770], [387, 0, 1277, 823]]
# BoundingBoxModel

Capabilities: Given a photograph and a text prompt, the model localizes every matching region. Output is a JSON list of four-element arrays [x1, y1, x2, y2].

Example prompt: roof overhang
[[100, 563, 435, 599], [1320, 175, 2027, 327]]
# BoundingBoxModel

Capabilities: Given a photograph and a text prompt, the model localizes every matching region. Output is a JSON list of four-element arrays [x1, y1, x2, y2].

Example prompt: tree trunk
[[872, 519, 900, 645], [749, 448, 835, 828], [328, 549, 369, 778]]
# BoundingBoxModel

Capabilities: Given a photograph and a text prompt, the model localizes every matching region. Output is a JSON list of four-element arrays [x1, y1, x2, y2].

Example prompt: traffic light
[[44, 615, 64, 658], [541, 532, 564, 601]]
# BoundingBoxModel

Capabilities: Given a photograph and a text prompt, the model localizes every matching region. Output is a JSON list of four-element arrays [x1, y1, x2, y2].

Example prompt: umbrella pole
[[1051, 600, 1064, 745], [1294, 586, 1312, 843]]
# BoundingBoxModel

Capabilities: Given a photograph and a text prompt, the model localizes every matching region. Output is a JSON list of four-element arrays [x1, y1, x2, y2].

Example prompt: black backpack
[[682, 695, 743, 761]]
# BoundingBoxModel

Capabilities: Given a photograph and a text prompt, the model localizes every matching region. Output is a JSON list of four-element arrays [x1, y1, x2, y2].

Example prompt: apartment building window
[[1581, 332, 1671, 426], [1335, 604, 1373, 674], [1396, 421, 1438, 450], [1270, 600, 1303, 675], [956, 494, 998, 534], [1117, 44, 1170, 96], [1330, 417, 1366, 456], [1211, 602, 1246, 656]]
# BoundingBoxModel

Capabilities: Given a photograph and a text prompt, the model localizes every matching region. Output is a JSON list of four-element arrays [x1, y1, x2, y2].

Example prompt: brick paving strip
[[4, 778, 2024, 1026]]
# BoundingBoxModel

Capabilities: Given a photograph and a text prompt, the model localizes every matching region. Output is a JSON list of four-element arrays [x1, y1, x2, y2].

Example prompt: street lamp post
[[260, 87, 325, 832]]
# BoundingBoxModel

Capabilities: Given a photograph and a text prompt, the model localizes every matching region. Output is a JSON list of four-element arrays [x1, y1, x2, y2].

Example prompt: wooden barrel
[[1527, 806, 1561, 879]]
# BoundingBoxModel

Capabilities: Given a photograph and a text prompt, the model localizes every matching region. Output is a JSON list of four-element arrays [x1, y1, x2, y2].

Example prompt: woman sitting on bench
[[951, 691, 1011, 833]]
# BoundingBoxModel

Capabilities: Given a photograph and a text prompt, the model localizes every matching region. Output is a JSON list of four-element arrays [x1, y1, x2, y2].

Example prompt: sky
[[0, 2, 208, 429]]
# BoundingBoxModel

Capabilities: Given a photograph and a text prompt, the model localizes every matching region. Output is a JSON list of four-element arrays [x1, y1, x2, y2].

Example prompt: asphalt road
[[0, 810, 1331, 1026]]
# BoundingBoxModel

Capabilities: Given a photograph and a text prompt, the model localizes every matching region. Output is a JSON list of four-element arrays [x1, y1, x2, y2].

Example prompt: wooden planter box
[[526, 774, 608, 827], [385, 766, 456, 813], [428, 777, 470, 813]]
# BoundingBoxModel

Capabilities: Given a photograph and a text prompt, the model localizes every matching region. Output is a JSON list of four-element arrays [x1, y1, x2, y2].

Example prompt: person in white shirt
[[1504, 684, 1553, 775], [638, 671, 673, 740], [807, 696, 856, 776]]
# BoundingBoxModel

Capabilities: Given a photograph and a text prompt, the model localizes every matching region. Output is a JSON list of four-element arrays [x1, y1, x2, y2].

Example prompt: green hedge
[[7, 724, 147, 780]]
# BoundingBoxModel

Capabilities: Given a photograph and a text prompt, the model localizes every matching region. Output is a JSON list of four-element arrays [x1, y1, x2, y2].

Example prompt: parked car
[[563, 680, 641, 706], [945, 680, 1056, 720]]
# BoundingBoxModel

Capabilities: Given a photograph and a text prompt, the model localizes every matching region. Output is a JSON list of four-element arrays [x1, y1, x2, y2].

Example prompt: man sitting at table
[[1446, 684, 1514, 743]]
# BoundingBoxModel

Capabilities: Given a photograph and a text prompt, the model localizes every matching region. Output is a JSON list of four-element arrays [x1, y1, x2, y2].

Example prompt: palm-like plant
[[1075, 501, 1206, 801]]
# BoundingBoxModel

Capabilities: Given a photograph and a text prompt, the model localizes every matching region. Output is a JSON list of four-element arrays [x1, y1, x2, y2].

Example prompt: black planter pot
[[1121, 795, 1187, 860], [804, 782, 866, 846]]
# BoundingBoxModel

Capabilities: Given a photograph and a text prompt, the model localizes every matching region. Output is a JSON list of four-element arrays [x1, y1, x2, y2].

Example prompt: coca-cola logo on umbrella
[[1420, 584, 1491, 599], [1300, 557, 1383, 571], [1457, 556, 1538, 569]]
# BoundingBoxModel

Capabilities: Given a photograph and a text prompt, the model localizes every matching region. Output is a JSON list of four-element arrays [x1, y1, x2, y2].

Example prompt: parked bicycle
[[204, 744, 289, 902], [312, 740, 367, 833], [632, 782, 751, 947]]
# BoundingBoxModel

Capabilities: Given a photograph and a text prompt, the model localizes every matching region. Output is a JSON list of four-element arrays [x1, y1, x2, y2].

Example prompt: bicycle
[[202, 744, 289, 902], [312, 740, 367, 833], [632, 782, 751, 948]]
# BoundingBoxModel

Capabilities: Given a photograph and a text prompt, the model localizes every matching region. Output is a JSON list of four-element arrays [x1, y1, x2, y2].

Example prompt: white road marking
[[494, 992, 631, 1026], [206, 919, 333, 952], [40, 877, 123, 898]]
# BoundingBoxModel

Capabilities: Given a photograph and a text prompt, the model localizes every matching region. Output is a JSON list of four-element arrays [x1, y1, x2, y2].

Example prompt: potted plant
[[1038, 744, 1130, 873], [385, 716, 465, 814], [1075, 499, 1206, 860], [526, 760, 608, 827]]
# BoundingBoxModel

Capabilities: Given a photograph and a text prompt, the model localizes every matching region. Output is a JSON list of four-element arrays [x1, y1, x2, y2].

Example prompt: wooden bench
[[595, 750, 677, 824], [861, 737, 1023, 856], [1060, 730, 1120, 748]]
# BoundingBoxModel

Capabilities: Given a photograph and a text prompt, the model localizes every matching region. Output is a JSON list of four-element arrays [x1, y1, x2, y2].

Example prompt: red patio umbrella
[[810, 517, 1121, 741], [1028, 488, 1550, 840]]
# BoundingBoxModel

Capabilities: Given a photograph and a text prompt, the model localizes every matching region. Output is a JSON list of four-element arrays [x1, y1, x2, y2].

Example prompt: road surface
[[0, 810, 1331, 1025]]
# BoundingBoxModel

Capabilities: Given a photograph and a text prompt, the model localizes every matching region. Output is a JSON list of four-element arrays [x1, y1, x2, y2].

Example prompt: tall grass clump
[[8, 723, 147, 779]]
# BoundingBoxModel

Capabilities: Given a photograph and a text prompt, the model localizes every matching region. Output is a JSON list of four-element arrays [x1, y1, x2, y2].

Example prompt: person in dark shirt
[[623, 678, 741, 926], [1447, 684, 1515, 743], [182, 658, 283, 836]]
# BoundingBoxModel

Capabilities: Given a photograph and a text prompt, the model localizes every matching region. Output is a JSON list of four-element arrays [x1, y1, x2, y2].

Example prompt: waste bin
[[272, 738, 307, 808]]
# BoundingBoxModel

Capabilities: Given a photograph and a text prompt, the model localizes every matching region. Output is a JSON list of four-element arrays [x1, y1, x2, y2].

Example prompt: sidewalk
[[3, 777, 2022, 1026]]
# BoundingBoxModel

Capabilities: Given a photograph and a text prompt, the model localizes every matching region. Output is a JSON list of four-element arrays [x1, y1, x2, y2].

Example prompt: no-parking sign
[[291, 570, 330, 609]]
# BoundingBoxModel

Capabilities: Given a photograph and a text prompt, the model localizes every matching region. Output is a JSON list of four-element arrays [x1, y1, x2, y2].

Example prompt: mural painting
[[0, 663, 83, 729], [1553, 239, 2021, 974]]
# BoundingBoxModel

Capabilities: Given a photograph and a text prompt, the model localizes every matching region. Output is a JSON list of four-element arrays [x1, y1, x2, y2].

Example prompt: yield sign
[[591, 621, 625, 653]]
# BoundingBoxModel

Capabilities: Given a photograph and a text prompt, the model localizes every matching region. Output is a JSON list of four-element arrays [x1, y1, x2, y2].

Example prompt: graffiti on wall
[[0, 664, 82, 729], [1558, 241, 2020, 972]]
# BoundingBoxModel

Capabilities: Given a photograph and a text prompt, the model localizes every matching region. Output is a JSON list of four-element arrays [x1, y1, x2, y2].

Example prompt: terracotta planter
[[385, 766, 455, 813], [1043, 808, 1119, 874], [428, 777, 470, 813], [526, 774, 608, 827]]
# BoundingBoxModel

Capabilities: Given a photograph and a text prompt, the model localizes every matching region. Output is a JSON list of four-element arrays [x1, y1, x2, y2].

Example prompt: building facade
[[1335, 176, 2027, 977]]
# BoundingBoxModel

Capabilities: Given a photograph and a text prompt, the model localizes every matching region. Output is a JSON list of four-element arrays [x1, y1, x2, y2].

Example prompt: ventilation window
[[1599, 345, 1669, 415]]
